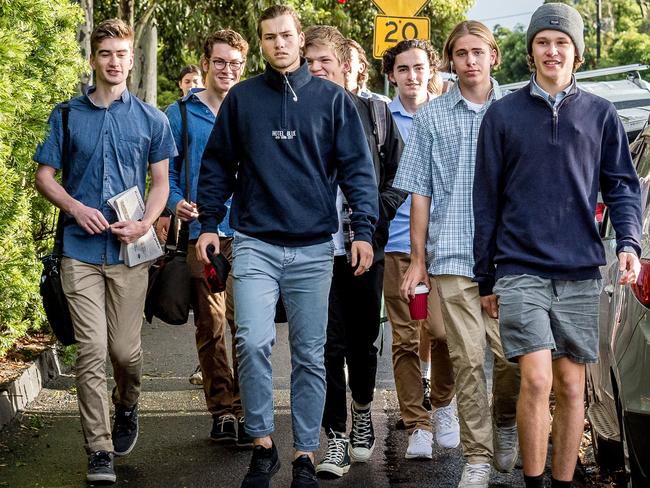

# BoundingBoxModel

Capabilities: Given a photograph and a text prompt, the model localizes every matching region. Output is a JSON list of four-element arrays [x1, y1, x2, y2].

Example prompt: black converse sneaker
[[86, 450, 116, 484], [349, 402, 375, 463], [316, 430, 350, 478], [112, 403, 139, 456]]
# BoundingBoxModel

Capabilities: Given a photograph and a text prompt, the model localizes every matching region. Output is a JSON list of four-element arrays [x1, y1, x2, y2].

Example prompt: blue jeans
[[232, 231, 334, 451]]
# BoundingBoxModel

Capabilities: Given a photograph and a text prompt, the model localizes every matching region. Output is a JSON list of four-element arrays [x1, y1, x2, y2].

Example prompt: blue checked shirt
[[393, 79, 503, 277]]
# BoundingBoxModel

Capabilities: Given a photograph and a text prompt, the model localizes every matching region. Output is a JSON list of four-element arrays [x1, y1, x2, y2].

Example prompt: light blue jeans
[[232, 231, 334, 451]]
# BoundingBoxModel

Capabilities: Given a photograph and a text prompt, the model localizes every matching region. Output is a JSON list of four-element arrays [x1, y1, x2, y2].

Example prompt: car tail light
[[631, 259, 650, 308]]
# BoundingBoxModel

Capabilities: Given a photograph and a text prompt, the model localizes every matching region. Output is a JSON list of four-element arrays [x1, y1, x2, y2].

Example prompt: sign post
[[372, 0, 431, 59]]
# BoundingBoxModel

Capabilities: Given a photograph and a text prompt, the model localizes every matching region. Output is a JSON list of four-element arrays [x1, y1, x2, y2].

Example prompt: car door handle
[[604, 284, 614, 297]]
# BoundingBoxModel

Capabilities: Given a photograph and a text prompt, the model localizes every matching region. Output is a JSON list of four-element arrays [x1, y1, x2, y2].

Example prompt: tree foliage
[[492, 25, 530, 85], [95, 0, 472, 106], [0, 0, 86, 355]]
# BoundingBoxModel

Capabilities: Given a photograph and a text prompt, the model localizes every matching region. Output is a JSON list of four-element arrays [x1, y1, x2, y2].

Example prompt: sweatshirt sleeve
[[599, 106, 642, 256], [473, 107, 504, 296], [335, 93, 379, 243], [197, 93, 238, 235]]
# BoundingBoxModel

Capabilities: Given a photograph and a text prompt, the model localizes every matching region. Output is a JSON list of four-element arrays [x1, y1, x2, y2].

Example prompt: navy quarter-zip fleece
[[473, 83, 642, 296], [197, 60, 378, 247]]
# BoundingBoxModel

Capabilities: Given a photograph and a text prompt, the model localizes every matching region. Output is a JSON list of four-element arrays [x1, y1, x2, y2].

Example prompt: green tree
[[0, 0, 86, 355], [492, 25, 530, 84]]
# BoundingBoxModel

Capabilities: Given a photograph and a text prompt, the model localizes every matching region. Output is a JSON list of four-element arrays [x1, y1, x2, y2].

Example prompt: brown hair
[[344, 39, 370, 87], [177, 65, 202, 83], [90, 19, 134, 55], [202, 29, 250, 63], [382, 39, 442, 95], [441, 20, 501, 72], [257, 5, 302, 39], [303, 25, 347, 65]]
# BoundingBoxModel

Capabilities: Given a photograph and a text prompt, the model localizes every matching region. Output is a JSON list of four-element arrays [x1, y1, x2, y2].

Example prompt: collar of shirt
[[447, 77, 502, 110], [531, 74, 576, 108], [84, 85, 130, 107]]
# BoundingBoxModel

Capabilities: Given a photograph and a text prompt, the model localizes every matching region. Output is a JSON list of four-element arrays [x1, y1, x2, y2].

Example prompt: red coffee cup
[[408, 284, 429, 320]]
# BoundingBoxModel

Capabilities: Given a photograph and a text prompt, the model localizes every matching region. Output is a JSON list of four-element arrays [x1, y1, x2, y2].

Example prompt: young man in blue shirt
[[473, 4, 642, 487], [34, 19, 176, 484], [165, 29, 251, 448], [195, 6, 378, 488]]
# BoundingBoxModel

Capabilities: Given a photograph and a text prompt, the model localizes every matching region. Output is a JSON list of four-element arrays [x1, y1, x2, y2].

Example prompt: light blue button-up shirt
[[165, 88, 233, 240], [34, 87, 177, 265], [385, 95, 415, 254], [393, 80, 502, 277], [530, 74, 575, 108]]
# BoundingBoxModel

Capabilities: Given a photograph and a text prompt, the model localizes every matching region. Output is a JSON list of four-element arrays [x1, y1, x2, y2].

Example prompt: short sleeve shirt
[[33, 87, 177, 265]]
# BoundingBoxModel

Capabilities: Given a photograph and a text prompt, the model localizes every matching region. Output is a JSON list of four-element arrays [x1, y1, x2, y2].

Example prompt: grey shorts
[[494, 274, 602, 364]]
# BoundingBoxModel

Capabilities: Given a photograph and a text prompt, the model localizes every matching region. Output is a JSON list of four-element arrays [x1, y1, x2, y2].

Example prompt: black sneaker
[[87, 450, 116, 484], [112, 404, 139, 456], [291, 454, 319, 488], [211, 414, 238, 443], [422, 377, 432, 411], [316, 430, 350, 478], [349, 403, 375, 463], [241, 442, 280, 488], [237, 417, 254, 448]]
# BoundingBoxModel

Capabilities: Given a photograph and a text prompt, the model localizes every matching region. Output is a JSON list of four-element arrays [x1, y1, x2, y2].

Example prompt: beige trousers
[[435, 275, 520, 464], [384, 252, 455, 433], [61, 258, 148, 453]]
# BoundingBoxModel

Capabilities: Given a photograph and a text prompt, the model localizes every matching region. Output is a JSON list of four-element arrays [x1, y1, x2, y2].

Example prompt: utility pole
[[596, 0, 602, 61]]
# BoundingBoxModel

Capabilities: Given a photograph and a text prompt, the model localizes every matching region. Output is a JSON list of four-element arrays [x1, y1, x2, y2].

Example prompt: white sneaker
[[405, 429, 433, 459], [457, 462, 491, 488], [493, 424, 519, 473], [433, 403, 460, 448], [189, 365, 203, 386]]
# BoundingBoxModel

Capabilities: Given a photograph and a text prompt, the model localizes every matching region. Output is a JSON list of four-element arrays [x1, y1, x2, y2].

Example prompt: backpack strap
[[53, 102, 71, 257], [176, 98, 191, 254], [369, 99, 387, 155]]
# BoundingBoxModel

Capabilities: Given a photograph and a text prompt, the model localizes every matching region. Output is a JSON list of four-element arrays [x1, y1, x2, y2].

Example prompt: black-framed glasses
[[210, 58, 244, 71]]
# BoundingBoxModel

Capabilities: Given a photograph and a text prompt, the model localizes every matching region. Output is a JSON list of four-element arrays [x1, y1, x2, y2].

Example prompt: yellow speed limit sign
[[373, 15, 430, 59]]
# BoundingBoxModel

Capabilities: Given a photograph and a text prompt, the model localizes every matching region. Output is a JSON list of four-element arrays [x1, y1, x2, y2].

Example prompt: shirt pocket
[[117, 136, 149, 185]]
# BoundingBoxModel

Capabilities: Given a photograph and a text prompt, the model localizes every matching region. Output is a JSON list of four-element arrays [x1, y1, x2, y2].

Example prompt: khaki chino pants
[[61, 258, 148, 453], [384, 252, 455, 433], [187, 238, 241, 418], [435, 275, 520, 464]]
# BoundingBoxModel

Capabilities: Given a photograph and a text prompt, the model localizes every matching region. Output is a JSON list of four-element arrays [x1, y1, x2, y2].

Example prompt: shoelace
[[351, 409, 372, 444], [464, 464, 491, 482], [114, 410, 136, 434], [496, 426, 518, 450], [219, 414, 236, 430], [410, 429, 431, 446], [322, 435, 348, 464], [434, 405, 458, 430], [89, 452, 111, 469]]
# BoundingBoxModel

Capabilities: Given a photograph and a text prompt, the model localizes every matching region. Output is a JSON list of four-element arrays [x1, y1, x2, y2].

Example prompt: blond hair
[[303, 25, 347, 65], [441, 20, 501, 72]]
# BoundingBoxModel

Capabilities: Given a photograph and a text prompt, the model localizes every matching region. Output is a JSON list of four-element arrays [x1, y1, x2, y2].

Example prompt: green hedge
[[0, 0, 85, 355]]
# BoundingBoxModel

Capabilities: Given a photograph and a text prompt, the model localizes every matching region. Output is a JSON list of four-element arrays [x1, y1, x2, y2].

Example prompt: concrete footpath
[[0, 315, 528, 487]]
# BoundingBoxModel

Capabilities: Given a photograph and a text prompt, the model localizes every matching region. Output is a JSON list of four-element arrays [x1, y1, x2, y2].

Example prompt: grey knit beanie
[[526, 3, 585, 58]]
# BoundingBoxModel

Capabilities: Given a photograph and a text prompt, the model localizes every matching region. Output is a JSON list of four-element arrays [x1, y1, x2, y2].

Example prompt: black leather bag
[[143, 99, 192, 325], [40, 102, 76, 345], [144, 217, 192, 325]]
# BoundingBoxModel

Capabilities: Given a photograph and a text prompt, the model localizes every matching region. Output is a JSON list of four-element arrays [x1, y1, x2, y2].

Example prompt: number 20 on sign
[[373, 15, 430, 59]]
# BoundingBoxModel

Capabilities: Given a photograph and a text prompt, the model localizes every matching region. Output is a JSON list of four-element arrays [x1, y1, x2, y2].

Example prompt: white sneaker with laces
[[433, 403, 460, 448], [493, 424, 519, 472], [405, 429, 433, 459], [457, 462, 491, 488]]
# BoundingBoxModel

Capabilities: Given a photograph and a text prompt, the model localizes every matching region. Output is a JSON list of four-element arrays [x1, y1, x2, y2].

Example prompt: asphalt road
[[0, 315, 540, 487]]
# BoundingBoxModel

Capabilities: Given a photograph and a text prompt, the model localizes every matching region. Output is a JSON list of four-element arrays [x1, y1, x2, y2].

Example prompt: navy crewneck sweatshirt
[[473, 84, 641, 296]]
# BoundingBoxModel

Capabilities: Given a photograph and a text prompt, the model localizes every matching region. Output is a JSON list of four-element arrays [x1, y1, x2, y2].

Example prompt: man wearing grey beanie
[[473, 3, 642, 488]]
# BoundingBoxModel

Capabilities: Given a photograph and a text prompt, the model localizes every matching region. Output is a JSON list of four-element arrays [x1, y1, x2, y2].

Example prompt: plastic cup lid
[[414, 284, 429, 294]]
